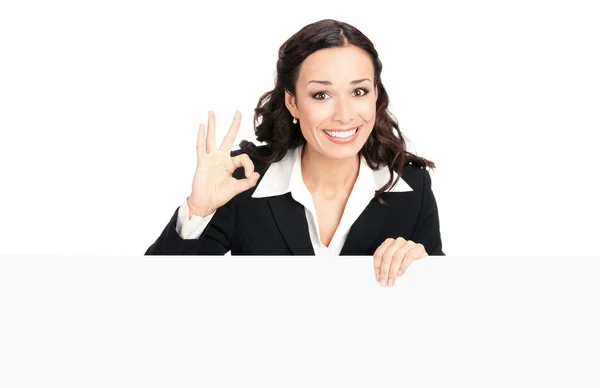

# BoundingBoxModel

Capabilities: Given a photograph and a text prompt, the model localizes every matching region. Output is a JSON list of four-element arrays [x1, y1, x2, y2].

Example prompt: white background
[[1, 0, 599, 255]]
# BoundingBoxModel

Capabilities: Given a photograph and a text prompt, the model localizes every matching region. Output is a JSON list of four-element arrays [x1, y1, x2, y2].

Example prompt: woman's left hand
[[373, 237, 428, 287]]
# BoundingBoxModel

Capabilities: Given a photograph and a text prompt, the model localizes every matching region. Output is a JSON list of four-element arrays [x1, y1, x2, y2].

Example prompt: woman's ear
[[284, 91, 299, 119]]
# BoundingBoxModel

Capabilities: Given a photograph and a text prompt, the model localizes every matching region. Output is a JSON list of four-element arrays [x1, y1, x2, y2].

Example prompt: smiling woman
[[287, 47, 376, 158], [145, 19, 444, 287]]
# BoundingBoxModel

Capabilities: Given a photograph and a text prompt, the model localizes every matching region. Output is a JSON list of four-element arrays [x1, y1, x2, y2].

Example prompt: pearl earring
[[293, 117, 298, 124]]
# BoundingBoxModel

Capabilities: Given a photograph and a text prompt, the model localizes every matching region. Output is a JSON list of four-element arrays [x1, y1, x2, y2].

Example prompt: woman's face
[[285, 45, 378, 161]]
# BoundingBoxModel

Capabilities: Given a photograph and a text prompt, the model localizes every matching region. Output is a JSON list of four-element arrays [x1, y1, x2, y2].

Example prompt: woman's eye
[[313, 92, 328, 100], [353, 88, 369, 97]]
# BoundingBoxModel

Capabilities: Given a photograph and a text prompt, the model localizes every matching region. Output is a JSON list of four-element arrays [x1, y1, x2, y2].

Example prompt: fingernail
[[380, 279, 386, 287], [390, 278, 395, 287]]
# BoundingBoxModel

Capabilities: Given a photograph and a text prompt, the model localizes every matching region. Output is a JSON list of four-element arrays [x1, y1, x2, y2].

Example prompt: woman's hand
[[373, 238, 428, 287], [187, 111, 260, 218]]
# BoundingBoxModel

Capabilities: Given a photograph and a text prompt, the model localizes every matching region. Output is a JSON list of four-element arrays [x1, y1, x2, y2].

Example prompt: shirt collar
[[251, 146, 413, 199]]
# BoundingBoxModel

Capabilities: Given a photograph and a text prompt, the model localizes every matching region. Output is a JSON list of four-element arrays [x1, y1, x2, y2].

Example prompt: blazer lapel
[[340, 198, 388, 255], [268, 193, 315, 255]]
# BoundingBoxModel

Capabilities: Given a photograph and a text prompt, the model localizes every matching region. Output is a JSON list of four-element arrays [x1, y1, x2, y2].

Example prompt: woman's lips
[[323, 125, 361, 144]]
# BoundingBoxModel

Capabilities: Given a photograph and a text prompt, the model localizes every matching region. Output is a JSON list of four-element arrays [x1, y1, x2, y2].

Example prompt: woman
[[145, 19, 444, 287]]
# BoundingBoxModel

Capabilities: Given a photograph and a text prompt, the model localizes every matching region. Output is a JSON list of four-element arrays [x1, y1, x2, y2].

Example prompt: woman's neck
[[300, 144, 360, 198]]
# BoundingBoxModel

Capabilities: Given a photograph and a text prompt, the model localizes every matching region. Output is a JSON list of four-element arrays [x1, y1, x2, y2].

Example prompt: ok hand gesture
[[187, 111, 260, 218]]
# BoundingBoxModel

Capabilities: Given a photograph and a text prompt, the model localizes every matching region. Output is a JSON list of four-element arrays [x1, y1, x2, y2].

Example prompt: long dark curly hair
[[239, 19, 435, 203]]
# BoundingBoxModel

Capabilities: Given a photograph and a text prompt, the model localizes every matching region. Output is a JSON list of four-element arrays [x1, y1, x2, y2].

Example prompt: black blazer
[[145, 149, 444, 256]]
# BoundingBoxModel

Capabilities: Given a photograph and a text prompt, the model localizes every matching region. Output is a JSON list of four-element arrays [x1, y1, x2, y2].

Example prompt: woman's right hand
[[187, 110, 260, 218]]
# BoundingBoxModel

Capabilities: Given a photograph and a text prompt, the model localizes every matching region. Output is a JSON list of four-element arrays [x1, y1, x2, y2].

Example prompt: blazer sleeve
[[411, 169, 445, 256], [144, 199, 234, 255]]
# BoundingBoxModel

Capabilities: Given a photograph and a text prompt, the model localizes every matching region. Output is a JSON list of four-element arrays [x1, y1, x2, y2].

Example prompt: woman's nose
[[332, 97, 354, 124]]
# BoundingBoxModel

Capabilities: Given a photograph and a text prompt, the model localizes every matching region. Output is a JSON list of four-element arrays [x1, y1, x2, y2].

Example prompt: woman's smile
[[322, 125, 362, 144]]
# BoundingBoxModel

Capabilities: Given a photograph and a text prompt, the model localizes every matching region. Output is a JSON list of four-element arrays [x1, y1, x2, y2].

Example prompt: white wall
[[1, 0, 598, 255]]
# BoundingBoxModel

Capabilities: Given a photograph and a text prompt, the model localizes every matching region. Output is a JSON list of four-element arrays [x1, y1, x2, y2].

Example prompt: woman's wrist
[[187, 196, 215, 219]]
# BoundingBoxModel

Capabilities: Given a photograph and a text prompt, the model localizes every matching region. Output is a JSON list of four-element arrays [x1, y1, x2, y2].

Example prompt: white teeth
[[324, 127, 358, 138]]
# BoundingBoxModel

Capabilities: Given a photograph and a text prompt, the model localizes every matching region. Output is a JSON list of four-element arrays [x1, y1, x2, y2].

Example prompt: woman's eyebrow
[[307, 78, 372, 86]]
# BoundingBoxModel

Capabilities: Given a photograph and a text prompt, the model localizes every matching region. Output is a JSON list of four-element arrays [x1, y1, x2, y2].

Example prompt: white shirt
[[175, 146, 413, 255]]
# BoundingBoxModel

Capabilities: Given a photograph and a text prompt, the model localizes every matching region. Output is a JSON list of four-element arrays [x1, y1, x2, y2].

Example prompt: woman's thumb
[[233, 172, 260, 194]]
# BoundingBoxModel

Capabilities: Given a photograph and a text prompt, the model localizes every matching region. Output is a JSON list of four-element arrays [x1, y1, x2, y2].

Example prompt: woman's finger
[[373, 238, 395, 282], [219, 110, 242, 152], [378, 238, 407, 287], [388, 240, 416, 287], [196, 123, 206, 160], [398, 244, 428, 277], [206, 111, 217, 153], [380, 238, 407, 287], [232, 172, 260, 195], [231, 154, 255, 178]]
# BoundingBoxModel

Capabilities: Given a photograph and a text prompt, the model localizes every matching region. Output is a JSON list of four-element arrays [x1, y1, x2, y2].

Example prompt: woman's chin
[[320, 142, 365, 160], [304, 135, 367, 160]]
